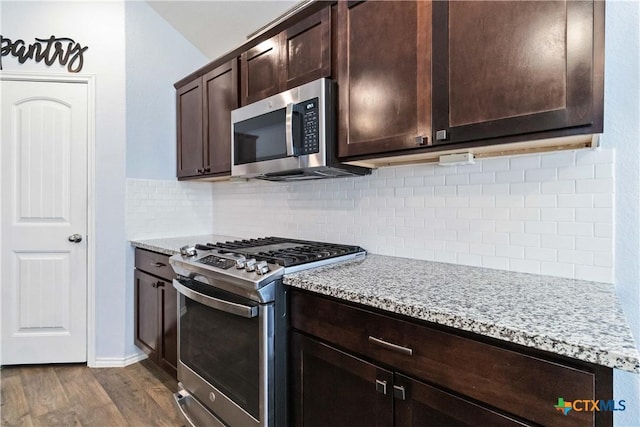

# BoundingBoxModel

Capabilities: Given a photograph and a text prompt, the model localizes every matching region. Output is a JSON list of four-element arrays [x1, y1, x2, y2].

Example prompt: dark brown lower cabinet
[[393, 374, 529, 427], [290, 290, 612, 427], [292, 332, 528, 427], [134, 249, 177, 378], [292, 332, 393, 427]]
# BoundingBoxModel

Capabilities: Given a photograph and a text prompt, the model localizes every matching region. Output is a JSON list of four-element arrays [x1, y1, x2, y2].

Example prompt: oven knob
[[255, 261, 269, 275], [245, 258, 257, 272], [235, 256, 247, 269]]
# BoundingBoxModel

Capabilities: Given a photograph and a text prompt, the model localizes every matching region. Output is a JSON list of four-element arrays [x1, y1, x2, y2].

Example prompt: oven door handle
[[173, 280, 258, 318]]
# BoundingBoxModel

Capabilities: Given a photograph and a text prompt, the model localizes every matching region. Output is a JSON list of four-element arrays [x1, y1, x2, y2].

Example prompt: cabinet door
[[134, 269, 159, 361], [281, 7, 331, 90], [241, 34, 282, 106], [203, 59, 237, 176], [158, 279, 177, 378], [394, 374, 531, 427], [291, 332, 393, 427], [432, 1, 604, 145], [336, 0, 431, 158], [176, 78, 204, 178]]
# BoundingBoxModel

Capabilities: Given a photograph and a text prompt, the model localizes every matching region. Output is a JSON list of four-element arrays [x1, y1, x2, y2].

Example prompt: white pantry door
[[1, 78, 88, 364]]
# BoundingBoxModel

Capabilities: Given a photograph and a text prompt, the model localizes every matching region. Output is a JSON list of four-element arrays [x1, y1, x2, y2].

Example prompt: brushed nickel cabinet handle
[[375, 379, 387, 395], [368, 336, 413, 356], [152, 262, 166, 268]]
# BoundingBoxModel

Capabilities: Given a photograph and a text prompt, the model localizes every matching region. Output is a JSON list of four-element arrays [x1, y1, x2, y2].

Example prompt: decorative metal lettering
[[0, 35, 89, 73]]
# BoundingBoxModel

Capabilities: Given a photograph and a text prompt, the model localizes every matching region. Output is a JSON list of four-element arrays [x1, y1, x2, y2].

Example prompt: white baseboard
[[90, 351, 148, 368]]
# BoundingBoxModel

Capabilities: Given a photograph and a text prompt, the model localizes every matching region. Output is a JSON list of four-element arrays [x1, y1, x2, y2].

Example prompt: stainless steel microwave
[[231, 78, 370, 181]]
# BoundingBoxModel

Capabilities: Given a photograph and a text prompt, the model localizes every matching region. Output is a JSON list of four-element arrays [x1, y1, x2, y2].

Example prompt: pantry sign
[[0, 35, 89, 72]]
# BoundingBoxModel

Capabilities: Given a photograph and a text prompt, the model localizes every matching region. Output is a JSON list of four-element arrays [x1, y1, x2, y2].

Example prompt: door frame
[[0, 71, 97, 366]]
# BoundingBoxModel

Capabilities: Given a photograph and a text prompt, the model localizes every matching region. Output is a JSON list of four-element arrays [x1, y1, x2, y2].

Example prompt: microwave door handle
[[285, 102, 295, 157], [173, 280, 258, 318]]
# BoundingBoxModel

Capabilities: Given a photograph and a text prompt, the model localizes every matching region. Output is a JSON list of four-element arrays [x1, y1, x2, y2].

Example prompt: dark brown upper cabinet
[[240, 7, 332, 106], [176, 58, 237, 179], [241, 33, 282, 106], [203, 60, 237, 176], [176, 78, 204, 178], [282, 7, 332, 90], [336, 0, 432, 158], [432, 0, 604, 146]]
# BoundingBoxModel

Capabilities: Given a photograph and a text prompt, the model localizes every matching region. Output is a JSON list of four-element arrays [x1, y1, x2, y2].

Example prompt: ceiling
[[145, 0, 299, 59]]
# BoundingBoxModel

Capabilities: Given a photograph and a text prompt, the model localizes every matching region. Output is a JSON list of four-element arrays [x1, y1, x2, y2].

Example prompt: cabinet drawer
[[135, 248, 174, 280], [291, 291, 603, 427]]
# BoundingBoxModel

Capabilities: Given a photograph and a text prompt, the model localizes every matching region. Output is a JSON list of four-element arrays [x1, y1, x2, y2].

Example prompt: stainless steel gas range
[[169, 236, 366, 427]]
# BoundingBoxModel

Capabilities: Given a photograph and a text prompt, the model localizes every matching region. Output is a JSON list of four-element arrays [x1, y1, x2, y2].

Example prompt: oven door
[[173, 278, 274, 427]]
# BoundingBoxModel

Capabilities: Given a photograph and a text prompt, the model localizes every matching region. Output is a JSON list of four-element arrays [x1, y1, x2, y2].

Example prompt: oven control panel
[[197, 255, 235, 270]]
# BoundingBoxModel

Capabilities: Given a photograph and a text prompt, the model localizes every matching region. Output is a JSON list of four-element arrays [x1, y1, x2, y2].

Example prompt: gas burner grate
[[203, 237, 365, 267]]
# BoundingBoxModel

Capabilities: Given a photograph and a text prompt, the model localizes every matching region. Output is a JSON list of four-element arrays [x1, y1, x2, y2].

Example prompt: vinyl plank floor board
[[0, 370, 34, 427], [121, 363, 184, 426], [0, 362, 182, 427], [17, 366, 78, 422], [53, 365, 127, 427], [92, 367, 179, 427]]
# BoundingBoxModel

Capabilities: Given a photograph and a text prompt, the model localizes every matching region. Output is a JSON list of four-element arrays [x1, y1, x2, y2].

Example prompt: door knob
[[68, 233, 83, 243]]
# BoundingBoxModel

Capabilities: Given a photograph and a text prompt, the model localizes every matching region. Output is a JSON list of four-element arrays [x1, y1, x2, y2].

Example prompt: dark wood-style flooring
[[0, 360, 186, 427]]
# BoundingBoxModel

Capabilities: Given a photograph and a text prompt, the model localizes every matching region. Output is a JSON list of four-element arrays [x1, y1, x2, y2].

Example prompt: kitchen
[[0, 1, 639, 426]]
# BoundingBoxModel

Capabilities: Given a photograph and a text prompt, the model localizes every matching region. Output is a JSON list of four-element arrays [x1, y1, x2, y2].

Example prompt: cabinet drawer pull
[[368, 336, 413, 356], [393, 385, 406, 401], [152, 262, 167, 268], [375, 379, 387, 395]]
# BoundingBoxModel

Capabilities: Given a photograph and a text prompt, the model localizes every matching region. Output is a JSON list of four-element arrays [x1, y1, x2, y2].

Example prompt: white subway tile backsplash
[[540, 208, 574, 222], [482, 157, 511, 171], [557, 194, 593, 208], [495, 220, 524, 233], [541, 262, 574, 278], [496, 170, 525, 183], [469, 172, 495, 184], [125, 149, 615, 283], [575, 207, 613, 222], [576, 148, 614, 164], [525, 195, 556, 208], [446, 174, 469, 185], [510, 155, 541, 170], [525, 167, 557, 182], [595, 163, 614, 178], [576, 178, 614, 194], [558, 249, 594, 265], [558, 165, 594, 180], [575, 265, 612, 283], [540, 234, 575, 250], [482, 183, 511, 195], [541, 180, 575, 194], [557, 222, 594, 236], [510, 259, 541, 274], [541, 151, 575, 168]]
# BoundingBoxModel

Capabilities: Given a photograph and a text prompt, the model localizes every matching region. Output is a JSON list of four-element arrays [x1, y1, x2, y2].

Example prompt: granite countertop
[[130, 234, 243, 256], [284, 254, 640, 373], [130, 237, 639, 373]]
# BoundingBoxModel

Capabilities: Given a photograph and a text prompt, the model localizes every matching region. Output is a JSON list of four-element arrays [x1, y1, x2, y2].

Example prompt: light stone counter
[[283, 254, 640, 373], [130, 234, 243, 256], [130, 237, 639, 372]]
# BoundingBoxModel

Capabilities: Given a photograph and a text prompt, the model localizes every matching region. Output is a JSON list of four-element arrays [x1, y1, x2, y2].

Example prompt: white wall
[[123, 1, 208, 359], [601, 2, 640, 426], [0, 0, 208, 365], [1, 0, 128, 363], [125, 1, 207, 180]]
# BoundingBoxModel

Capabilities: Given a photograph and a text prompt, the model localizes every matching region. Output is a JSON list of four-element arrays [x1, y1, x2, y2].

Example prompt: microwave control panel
[[298, 98, 319, 155]]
